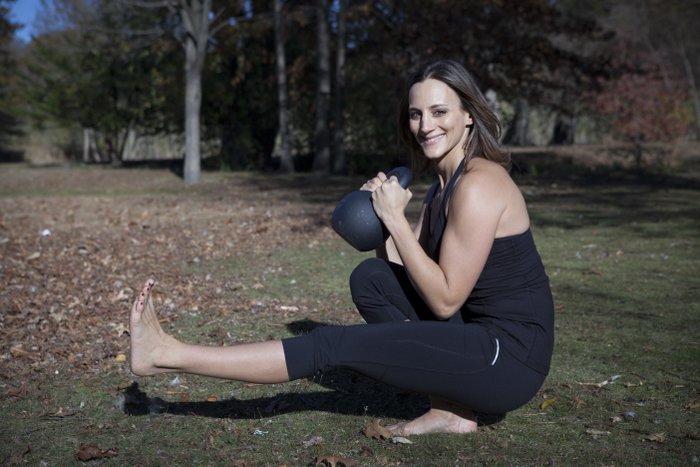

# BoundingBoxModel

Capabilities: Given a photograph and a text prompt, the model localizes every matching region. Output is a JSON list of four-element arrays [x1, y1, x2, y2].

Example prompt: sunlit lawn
[[1, 160, 699, 465]]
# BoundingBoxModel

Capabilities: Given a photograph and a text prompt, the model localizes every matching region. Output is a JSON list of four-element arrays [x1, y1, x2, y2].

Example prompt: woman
[[129, 59, 554, 436]]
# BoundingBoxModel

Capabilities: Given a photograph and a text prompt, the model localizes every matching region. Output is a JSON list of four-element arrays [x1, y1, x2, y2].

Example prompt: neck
[[436, 154, 466, 188]]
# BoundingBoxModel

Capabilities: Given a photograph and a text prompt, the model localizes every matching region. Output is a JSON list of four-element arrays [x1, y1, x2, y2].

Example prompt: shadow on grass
[[508, 155, 700, 236], [217, 153, 700, 239], [0, 148, 24, 163], [121, 372, 428, 421]]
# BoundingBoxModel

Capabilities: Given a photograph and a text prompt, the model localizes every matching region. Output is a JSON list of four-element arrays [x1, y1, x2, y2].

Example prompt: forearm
[[386, 217, 457, 319], [376, 236, 402, 264]]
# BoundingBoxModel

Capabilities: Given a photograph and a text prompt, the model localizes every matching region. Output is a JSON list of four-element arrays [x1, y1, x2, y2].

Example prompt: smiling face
[[408, 78, 473, 164]]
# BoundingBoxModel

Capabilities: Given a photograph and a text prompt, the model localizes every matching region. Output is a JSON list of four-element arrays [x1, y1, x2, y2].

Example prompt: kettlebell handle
[[331, 166, 413, 252], [384, 166, 412, 189]]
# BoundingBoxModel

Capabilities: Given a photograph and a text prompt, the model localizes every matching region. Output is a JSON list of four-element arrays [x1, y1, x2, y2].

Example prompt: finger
[[376, 172, 387, 183]]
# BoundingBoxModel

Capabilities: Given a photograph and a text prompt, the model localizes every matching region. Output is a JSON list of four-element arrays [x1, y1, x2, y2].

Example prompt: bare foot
[[387, 399, 478, 436], [129, 279, 178, 376]]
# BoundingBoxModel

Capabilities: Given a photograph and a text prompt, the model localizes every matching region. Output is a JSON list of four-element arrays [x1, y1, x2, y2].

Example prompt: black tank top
[[424, 160, 554, 375]]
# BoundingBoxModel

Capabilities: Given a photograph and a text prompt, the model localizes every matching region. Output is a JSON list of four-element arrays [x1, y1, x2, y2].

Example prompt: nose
[[419, 114, 434, 133]]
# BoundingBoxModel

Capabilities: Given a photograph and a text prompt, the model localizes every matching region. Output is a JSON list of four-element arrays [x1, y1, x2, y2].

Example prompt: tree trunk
[[312, 0, 331, 173], [679, 43, 700, 140], [274, 0, 293, 172], [180, 0, 210, 185], [503, 98, 530, 146], [332, 0, 347, 174]]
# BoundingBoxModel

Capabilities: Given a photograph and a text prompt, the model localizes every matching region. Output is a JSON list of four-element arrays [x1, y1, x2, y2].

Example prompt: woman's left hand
[[371, 175, 413, 227]]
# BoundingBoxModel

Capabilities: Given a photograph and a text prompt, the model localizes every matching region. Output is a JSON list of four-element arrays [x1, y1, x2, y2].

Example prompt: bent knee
[[349, 258, 388, 298]]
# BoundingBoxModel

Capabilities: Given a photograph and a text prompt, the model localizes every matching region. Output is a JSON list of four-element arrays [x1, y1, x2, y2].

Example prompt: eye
[[433, 109, 447, 117], [409, 110, 421, 120]]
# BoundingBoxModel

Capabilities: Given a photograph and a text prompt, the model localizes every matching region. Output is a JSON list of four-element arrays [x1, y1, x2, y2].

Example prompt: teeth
[[422, 135, 443, 145]]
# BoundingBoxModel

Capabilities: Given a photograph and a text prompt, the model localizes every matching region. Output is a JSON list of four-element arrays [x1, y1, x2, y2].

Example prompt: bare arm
[[377, 202, 428, 264], [373, 162, 522, 319], [362, 172, 428, 265]]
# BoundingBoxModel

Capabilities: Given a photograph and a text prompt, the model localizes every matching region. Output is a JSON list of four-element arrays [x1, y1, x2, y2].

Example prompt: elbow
[[431, 302, 462, 320]]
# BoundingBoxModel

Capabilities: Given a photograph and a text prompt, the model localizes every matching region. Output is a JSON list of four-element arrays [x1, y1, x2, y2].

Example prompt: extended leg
[[129, 279, 289, 383]]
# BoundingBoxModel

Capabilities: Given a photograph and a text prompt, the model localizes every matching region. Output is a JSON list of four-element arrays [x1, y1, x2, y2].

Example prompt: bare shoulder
[[456, 157, 514, 201], [451, 157, 529, 236]]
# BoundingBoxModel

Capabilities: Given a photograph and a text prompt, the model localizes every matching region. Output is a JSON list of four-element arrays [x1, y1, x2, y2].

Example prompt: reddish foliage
[[588, 40, 692, 143]]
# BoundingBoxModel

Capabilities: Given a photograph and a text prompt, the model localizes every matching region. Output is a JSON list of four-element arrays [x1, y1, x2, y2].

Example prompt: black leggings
[[282, 258, 545, 414]]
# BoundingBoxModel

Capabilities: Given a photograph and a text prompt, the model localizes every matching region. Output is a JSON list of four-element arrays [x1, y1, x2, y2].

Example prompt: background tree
[[15, 0, 181, 162], [311, 0, 331, 172], [588, 41, 692, 165], [12, 0, 692, 174], [274, 0, 293, 172], [331, 0, 346, 174], [0, 0, 21, 156], [127, 0, 241, 183], [636, 0, 700, 140]]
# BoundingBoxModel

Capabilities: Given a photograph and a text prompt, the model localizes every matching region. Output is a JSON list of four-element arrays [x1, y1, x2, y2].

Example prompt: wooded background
[[1, 0, 698, 183]]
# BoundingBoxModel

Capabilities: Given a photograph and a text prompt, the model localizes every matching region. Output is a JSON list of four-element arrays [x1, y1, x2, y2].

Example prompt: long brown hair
[[398, 59, 510, 174]]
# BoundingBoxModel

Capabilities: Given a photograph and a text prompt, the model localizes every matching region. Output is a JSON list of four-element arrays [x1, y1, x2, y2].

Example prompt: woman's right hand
[[360, 171, 388, 192]]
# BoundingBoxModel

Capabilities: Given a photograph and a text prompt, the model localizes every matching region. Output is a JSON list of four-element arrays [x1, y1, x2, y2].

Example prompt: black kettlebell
[[332, 167, 412, 252]]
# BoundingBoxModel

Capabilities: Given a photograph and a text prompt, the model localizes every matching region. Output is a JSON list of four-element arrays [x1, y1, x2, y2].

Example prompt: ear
[[465, 112, 474, 127]]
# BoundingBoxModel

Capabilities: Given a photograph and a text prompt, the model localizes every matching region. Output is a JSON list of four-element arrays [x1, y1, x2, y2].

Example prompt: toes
[[132, 279, 156, 316]]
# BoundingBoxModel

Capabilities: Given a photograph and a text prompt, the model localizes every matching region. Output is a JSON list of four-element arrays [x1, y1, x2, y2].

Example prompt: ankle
[[152, 333, 180, 370], [430, 398, 476, 422]]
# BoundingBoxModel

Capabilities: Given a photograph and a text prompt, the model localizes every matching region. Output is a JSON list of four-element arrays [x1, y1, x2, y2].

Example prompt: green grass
[[1, 163, 699, 465]]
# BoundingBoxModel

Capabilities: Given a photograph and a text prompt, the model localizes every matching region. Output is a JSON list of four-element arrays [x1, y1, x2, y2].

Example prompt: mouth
[[419, 134, 445, 146]]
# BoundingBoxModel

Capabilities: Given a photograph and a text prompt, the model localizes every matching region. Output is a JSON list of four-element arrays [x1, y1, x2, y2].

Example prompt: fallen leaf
[[10, 346, 41, 360], [579, 374, 621, 388], [26, 252, 40, 261], [358, 446, 374, 457], [302, 435, 323, 448], [112, 288, 132, 303], [110, 323, 129, 337], [362, 419, 392, 440], [42, 407, 78, 418], [585, 428, 610, 437], [206, 395, 218, 402], [114, 354, 127, 362], [686, 400, 700, 411], [390, 436, 413, 444], [645, 433, 666, 443], [540, 397, 558, 410], [76, 443, 118, 461], [573, 395, 585, 409], [5, 384, 30, 399], [314, 455, 358, 467]]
